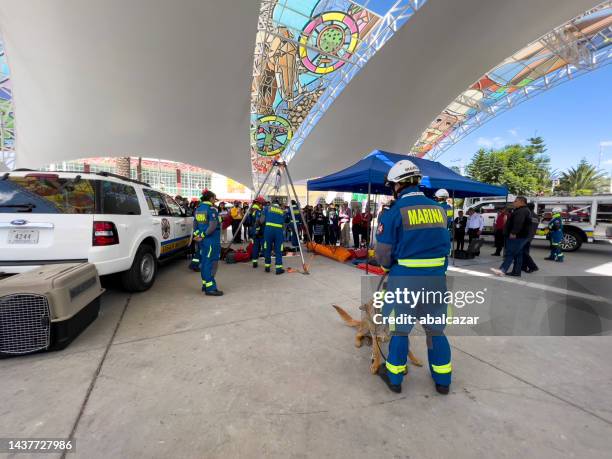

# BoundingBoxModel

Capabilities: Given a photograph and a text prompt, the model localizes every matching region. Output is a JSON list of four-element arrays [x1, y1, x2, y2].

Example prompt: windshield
[[0, 176, 96, 214]]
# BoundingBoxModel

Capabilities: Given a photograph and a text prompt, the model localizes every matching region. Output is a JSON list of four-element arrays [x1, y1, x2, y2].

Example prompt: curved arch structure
[[0, 0, 605, 186], [288, 0, 601, 182], [411, 2, 612, 160]]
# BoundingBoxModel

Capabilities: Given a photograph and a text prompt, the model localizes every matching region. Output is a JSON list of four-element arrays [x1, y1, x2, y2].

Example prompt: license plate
[[8, 229, 39, 244]]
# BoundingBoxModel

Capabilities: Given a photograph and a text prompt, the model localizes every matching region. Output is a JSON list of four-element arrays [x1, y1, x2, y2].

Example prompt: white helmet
[[386, 159, 421, 184], [552, 207, 562, 214], [435, 189, 449, 199]]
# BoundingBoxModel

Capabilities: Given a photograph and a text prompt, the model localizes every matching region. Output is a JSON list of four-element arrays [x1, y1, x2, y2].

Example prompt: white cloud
[[600, 140, 612, 147], [508, 128, 519, 137], [476, 136, 505, 149], [603, 159, 612, 165]]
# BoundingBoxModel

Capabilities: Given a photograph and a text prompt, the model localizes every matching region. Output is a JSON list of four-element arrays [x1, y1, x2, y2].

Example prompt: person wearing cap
[[193, 190, 223, 296], [375, 159, 452, 395], [545, 207, 564, 262], [248, 196, 266, 268], [434, 188, 453, 230], [263, 198, 286, 274]]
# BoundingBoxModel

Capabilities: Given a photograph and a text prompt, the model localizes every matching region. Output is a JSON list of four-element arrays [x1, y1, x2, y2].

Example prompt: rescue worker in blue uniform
[[286, 200, 302, 247], [193, 190, 223, 296], [435, 188, 453, 230], [376, 160, 452, 395], [263, 198, 286, 274], [249, 196, 266, 268], [546, 207, 564, 262]]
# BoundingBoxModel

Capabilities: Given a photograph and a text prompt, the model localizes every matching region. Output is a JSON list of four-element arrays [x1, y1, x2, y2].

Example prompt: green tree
[[466, 138, 552, 195], [557, 159, 607, 196]]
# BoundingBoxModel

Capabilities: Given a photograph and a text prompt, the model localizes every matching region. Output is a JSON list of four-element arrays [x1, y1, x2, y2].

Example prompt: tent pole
[[451, 190, 455, 266], [366, 172, 371, 275]]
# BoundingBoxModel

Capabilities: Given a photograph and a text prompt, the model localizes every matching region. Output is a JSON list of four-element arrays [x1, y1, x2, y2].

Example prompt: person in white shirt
[[466, 208, 484, 256]]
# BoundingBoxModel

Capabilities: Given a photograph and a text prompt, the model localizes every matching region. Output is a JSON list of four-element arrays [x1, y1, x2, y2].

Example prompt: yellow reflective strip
[[205, 281, 214, 288], [397, 257, 445, 268], [446, 210, 454, 216], [431, 362, 452, 374], [386, 361, 407, 375], [265, 263, 271, 267], [276, 265, 283, 268], [208, 246, 212, 257], [266, 222, 283, 228], [192, 258, 199, 262]]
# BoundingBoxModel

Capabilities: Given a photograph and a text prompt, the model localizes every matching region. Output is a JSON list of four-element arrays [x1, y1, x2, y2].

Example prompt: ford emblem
[[10, 219, 27, 225]]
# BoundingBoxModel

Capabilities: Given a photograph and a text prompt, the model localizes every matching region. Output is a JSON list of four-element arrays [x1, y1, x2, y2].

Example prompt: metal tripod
[[223, 160, 311, 274]]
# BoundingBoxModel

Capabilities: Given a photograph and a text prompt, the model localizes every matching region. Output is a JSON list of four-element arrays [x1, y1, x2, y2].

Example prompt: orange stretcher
[[306, 242, 353, 263]]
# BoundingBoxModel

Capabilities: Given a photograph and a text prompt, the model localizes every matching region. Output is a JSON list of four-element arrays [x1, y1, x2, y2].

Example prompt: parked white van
[[0, 170, 193, 291]]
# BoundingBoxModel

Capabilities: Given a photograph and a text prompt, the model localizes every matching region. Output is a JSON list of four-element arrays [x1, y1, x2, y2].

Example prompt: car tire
[[121, 244, 157, 292], [561, 228, 582, 252]]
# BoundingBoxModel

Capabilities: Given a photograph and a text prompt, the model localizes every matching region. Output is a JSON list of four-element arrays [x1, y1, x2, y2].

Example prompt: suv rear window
[[0, 175, 96, 214], [0, 175, 141, 215]]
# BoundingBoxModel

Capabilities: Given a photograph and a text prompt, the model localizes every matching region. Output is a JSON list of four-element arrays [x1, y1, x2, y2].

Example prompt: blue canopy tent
[[306, 150, 508, 271], [307, 150, 508, 198]]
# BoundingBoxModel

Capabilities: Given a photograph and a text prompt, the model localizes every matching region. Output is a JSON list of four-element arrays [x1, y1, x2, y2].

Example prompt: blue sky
[[439, 64, 612, 177]]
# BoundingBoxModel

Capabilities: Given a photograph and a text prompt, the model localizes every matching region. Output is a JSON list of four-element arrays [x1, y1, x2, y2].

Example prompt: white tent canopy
[[0, 0, 596, 186]]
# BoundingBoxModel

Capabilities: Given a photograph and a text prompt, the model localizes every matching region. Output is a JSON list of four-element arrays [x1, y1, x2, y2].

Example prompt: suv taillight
[[93, 221, 119, 246]]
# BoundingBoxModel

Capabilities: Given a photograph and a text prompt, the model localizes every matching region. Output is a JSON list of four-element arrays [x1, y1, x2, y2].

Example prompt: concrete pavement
[[1, 248, 612, 458]]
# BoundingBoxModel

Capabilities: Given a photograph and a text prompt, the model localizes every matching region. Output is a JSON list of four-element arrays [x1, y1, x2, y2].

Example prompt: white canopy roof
[[0, 0, 596, 186]]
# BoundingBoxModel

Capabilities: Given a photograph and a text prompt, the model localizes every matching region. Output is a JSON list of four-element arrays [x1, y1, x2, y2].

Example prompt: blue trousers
[[264, 228, 283, 270], [251, 237, 263, 264], [499, 238, 526, 274], [200, 238, 220, 291], [549, 231, 564, 260], [384, 267, 452, 387]]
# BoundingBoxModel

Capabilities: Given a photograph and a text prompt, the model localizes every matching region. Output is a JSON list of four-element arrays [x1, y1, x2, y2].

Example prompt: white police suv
[[0, 170, 193, 291]]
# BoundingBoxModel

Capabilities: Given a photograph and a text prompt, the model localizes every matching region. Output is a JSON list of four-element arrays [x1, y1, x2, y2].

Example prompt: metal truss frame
[[420, 1, 612, 161]]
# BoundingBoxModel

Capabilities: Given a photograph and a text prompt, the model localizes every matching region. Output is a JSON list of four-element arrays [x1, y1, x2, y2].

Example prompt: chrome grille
[[0, 294, 51, 355]]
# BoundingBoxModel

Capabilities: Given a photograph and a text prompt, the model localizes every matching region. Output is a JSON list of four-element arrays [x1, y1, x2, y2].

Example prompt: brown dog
[[333, 302, 423, 374]]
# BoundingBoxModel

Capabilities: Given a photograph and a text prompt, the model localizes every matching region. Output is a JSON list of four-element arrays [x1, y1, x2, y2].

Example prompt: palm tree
[[558, 159, 607, 195]]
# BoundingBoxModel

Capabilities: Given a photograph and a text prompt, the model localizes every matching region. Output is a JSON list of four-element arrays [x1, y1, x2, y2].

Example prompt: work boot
[[378, 365, 401, 394], [265, 267, 271, 273], [252, 261, 258, 268], [435, 384, 450, 395], [205, 290, 224, 296], [276, 268, 285, 275]]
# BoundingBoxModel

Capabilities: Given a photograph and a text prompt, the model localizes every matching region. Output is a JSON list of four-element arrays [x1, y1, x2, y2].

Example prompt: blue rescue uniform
[[194, 201, 222, 292], [548, 213, 564, 262], [263, 203, 285, 273], [249, 203, 264, 266], [376, 187, 452, 388], [439, 201, 454, 229], [285, 204, 302, 246]]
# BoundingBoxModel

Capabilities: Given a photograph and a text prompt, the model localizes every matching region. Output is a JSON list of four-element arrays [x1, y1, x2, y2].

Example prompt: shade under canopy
[[307, 150, 508, 198]]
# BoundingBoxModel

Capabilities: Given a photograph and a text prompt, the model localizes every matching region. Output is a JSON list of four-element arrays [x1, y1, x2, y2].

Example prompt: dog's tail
[[332, 305, 362, 327]]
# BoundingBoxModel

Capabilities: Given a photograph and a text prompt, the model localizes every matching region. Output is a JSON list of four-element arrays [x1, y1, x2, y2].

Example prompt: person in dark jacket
[[491, 196, 531, 276], [453, 210, 467, 251], [521, 203, 540, 273], [492, 208, 508, 256]]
